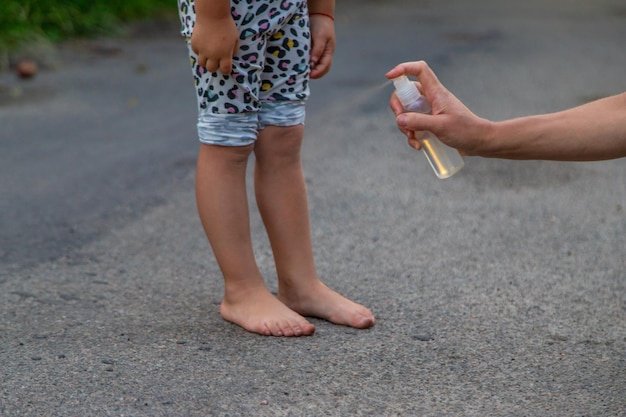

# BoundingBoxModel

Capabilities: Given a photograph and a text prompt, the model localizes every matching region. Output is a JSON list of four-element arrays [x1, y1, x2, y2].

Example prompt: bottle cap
[[392, 76, 421, 108]]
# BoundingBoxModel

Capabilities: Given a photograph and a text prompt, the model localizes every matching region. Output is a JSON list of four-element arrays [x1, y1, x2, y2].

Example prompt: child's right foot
[[220, 288, 315, 337], [278, 280, 376, 329]]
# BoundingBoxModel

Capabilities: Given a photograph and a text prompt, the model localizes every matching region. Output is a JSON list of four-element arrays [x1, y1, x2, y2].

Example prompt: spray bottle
[[392, 76, 464, 179]]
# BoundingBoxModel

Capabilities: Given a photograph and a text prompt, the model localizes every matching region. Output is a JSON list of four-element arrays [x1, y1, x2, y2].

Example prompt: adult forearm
[[483, 93, 626, 161]]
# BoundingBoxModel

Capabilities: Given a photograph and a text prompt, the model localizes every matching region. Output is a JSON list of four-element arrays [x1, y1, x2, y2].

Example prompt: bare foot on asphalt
[[279, 281, 376, 329], [220, 287, 316, 337]]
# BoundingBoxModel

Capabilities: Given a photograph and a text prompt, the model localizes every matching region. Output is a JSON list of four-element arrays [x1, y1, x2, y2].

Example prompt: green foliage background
[[0, 0, 175, 48]]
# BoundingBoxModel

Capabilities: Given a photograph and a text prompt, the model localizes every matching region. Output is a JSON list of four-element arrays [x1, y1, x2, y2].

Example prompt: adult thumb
[[397, 112, 435, 133]]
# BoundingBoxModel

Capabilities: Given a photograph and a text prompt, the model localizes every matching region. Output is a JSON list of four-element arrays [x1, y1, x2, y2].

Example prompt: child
[[177, 0, 375, 336]]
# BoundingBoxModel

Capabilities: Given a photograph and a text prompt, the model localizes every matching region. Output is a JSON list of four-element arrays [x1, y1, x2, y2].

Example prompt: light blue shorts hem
[[197, 100, 307, 147]]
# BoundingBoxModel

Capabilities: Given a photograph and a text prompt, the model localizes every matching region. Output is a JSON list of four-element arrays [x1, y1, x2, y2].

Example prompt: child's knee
[[255, 125, 304, 166], [199, 142, 255, 165]]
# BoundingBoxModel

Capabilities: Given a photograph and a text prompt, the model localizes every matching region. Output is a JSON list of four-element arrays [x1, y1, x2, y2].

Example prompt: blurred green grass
[[0, 0, 175, 49]]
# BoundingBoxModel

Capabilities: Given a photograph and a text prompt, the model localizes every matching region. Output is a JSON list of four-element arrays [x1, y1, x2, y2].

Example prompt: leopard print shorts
[[178, 0, 311, 146]]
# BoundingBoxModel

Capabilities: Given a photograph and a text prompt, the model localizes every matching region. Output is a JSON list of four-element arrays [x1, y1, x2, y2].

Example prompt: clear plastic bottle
[[392, 76, 464, 179]]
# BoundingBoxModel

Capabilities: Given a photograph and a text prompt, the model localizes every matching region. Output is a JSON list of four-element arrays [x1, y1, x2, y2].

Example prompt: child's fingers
[[310, 53, 332, 78], [204, 57, 218, 73], [219, 58, 232, 75], [217, 40, 238, 74], [310, 39, 334, 79], [309, 38, 325, 68]]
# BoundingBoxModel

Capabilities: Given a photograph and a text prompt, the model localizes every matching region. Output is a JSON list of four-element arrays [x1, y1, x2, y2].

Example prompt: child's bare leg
[[195, 143, 315, 336], [254, 125, 375, 329]]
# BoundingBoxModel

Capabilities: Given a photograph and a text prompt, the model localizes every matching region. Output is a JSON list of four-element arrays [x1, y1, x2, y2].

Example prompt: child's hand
[[309, 14, 335, 79], [191, 15, 239, 75]]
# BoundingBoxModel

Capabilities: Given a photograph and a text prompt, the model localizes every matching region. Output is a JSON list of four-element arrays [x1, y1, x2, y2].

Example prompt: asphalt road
[[1, 0, 625, 416]]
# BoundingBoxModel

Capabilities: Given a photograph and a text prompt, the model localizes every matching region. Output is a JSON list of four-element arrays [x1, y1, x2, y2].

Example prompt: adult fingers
[[389, 92, 405, 115], [386, 61, 443, 97]]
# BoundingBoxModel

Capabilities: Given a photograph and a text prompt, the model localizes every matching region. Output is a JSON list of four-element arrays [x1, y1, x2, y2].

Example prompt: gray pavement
[[1, 0, 626, 415]]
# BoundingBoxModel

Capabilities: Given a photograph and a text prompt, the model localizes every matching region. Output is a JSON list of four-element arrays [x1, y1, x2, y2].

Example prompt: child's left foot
[[278, 281, 375, 329]]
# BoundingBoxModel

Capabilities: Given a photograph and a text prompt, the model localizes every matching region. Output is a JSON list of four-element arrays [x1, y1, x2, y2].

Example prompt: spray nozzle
[[392, 76, 420, 106], [392, 75, 431, 114]]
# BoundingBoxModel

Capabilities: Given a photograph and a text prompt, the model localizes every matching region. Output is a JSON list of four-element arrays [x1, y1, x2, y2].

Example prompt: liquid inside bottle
[[392, 76, 464, 179]]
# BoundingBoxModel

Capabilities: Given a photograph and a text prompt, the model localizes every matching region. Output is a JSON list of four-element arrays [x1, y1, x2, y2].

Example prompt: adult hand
[[386, 61, 491, 156]]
